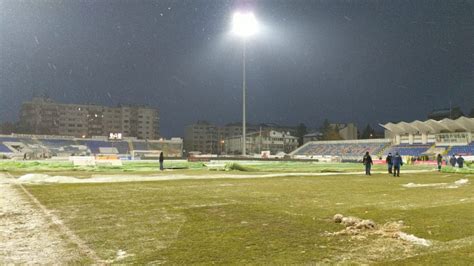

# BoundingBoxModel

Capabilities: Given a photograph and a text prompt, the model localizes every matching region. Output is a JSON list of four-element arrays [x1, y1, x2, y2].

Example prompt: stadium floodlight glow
[[232, 12, 258, 38], [231, 11, 259, 156]]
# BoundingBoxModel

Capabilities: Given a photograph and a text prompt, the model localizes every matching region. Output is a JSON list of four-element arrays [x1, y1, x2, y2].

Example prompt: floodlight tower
[[231, 11, 258, 156]]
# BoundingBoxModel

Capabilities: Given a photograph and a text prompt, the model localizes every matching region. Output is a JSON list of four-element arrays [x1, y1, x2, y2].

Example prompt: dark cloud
[[1, 0, 473, 137]]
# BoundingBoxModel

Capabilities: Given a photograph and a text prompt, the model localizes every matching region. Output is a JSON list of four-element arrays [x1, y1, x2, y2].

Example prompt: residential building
[[330, 123, 358, 140], [183, 121, 219, 154], [20, 97, 159, 139], [184, 121, 303, 154], [303, 132, 323, 143], [224, 130, 298, 155]]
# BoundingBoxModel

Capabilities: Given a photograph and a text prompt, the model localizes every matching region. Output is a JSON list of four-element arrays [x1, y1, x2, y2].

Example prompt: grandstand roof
[[380, 116, 474, 134]]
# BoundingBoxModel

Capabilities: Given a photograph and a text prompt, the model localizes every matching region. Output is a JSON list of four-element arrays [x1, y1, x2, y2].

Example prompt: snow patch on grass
[[18, 174, 79, 183], [403, 182, 447, 188], [115, 249, 134, 260], [398, 232, 432, 246], [403, 179, 469, 189]]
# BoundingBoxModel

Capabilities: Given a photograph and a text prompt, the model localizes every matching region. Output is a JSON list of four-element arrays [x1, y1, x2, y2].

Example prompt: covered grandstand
[[381, 116, 474, 157], [291, 117, 474, 160], [381, 116, 474, 145]]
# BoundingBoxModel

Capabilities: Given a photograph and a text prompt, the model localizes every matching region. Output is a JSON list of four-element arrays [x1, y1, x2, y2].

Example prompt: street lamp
[[232, 11, 258, 156]]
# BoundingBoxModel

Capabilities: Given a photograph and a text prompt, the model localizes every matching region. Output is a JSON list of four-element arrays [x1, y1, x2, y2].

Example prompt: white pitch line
[[17, 183, 103, 263]]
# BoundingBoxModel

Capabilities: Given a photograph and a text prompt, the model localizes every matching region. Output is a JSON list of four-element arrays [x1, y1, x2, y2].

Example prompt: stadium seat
[[0, 144, 13, 153], [444, 142, 474, 156], [384, 144, 431, 156], [294, 142, 389, 158]]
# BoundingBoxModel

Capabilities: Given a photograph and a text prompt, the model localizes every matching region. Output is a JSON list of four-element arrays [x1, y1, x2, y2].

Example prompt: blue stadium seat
[[0, 137, 19, 142], [446, 142, 474, 156], [294, 142, 389, 157], [0, 144, 13, 153], [110, 141, 130, 154], [78, 140, 112, 154], [384, 144, 431, 156], [132, 142, 148, 150]]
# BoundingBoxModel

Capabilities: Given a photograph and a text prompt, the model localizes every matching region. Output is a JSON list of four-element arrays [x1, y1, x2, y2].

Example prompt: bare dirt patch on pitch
[[0, 174, 93, 263], [0, 175, 80, 263]]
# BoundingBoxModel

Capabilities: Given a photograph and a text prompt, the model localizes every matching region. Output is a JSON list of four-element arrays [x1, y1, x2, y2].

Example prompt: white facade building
[[224, 130, 298, 155], [381, 116, 474, 146]]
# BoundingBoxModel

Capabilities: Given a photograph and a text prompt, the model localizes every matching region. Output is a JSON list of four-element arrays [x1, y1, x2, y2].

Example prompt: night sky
[[1, 0, 473, 137]]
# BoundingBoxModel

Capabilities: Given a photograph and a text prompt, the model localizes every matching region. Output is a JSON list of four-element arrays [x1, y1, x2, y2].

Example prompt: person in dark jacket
[[386, 153, 393, 174], [436, 154, 443, 172], [159, 152, 164, 171], [449, 155, 456, 167], [392, 152, 403, 177], [362, 151, 373, 175], [457, 155, 464, 168]]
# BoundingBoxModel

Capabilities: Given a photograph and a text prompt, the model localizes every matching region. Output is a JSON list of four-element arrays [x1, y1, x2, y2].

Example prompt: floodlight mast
[[231, 11, 258, 156]]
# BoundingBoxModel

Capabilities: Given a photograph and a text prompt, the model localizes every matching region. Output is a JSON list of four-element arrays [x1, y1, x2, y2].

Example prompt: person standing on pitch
[[449, 154, 456, 167], [363, 151, 373, 175], [392, 152, 403, 177], [436, 154, 443, 172], [457, 155, 464, 168], [159, 152, 164, 171], [386, 152, 393, 174]]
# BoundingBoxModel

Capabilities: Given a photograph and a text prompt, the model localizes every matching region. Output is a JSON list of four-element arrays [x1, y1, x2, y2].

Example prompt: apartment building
[[20, 97, 159, 139], [224, 130, 298, 155], [184, 121, 300, 155]]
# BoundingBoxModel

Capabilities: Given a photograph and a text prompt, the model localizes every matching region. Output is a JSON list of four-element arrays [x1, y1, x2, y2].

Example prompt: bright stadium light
[[231, 11, 259, 156], [232, 12, 258, 38]]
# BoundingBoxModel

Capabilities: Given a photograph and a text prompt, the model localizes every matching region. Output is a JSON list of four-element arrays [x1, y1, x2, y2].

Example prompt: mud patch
[[323, 214, 435, 263], [327, 214, 431, 246], [329, 221, 405, 240], [325, 214, 431, 246]]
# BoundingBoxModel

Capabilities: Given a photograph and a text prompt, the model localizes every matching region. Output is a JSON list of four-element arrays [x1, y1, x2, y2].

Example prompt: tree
[[319, 119, 331, 137], [470, 108, 474, 118], [360, 124, 375, 139], [319, 119, 342, 140], [0, 122, 19, 134], [325, 125, 343, 140], [295, 123, 308, 146]]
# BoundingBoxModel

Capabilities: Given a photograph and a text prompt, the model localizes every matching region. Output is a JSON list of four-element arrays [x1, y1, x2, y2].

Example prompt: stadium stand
[[132, 141, 148, 150], [292, 139, 391, 159], [0, 136, 23, 153], [38, 139, 84, 155], [17, 138, 39, 145], [384, 144, 432, 156], [78, 140, 112, 154], [38, 139, 77, 149], [0, 134, 183, 158], [444, 142, 474, 156], [0, 144, 13, 153], [110, 141, 130, 154], [0, 136, 20, 142]]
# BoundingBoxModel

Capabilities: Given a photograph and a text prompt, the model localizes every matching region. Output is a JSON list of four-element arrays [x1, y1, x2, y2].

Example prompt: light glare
[[232, 12, 258, 38]]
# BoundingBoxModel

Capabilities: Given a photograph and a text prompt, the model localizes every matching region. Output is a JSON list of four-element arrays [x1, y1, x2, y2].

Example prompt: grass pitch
[[14, 160, 473, 264]]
